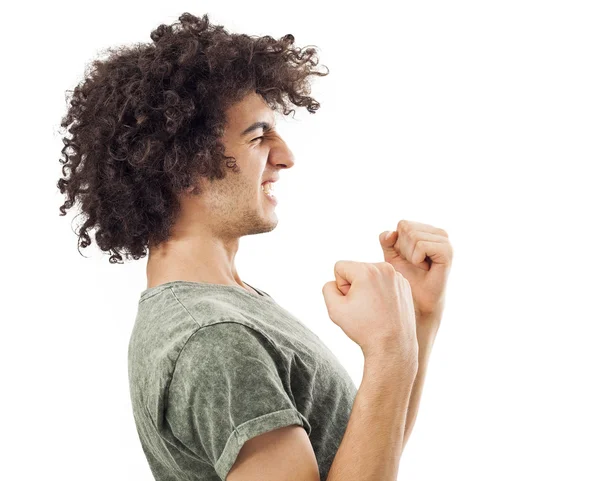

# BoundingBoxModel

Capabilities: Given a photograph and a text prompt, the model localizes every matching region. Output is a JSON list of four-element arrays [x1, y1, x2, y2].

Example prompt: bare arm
[[400, 340, 433, 455], [325, 351, 418, 481], [400, 315, 441, 455]]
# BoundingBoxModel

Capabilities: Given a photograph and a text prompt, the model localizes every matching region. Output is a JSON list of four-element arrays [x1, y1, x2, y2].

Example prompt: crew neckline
[[139, 280, 269, 302]]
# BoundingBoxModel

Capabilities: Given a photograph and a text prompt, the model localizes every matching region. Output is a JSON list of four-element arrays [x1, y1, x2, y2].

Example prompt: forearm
[[400, 318, 440, 455], [400, 341, 432, 454], [327, 352, 417, 481]]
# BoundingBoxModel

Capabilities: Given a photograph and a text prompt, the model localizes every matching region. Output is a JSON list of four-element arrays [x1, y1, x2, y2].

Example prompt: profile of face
[[183, 92, 295, 239]]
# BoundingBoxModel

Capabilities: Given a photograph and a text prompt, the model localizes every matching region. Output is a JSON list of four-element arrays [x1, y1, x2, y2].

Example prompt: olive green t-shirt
[[128, 281, 358, 481]]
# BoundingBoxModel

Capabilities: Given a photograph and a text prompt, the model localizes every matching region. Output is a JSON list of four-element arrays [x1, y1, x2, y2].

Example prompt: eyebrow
[[240, 120, 275, 137]]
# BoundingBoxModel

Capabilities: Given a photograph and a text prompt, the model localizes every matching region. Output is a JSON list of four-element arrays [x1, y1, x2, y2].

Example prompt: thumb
[[379, 230, 398, 259], [379, 230, 397, 246], [322, 280, 345, 315]]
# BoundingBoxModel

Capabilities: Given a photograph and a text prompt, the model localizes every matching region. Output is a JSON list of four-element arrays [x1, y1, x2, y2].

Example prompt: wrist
[[363, 348, 418, 381]]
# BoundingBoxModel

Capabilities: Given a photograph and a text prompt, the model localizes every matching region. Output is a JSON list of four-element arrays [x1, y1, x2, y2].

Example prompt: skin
[[146, 91, 295, 293]]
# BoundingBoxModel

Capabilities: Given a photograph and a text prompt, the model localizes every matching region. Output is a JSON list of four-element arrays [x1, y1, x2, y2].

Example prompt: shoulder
[[178, 320, 282, 367]]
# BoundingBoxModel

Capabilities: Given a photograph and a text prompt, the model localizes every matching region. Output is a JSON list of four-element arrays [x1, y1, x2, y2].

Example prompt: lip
[[261, 177, 280, 185], [264, 191, 278, 205]]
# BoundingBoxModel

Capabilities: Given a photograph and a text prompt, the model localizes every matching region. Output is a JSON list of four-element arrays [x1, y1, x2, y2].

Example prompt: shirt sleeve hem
[[214, 408, 310, 481]]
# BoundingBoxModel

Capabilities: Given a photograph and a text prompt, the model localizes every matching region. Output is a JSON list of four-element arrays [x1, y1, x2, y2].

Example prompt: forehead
[[225, 92, 275, 128]]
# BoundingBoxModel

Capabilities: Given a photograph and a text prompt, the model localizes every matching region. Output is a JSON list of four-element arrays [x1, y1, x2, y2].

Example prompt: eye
[[251, 136, 264, 143]]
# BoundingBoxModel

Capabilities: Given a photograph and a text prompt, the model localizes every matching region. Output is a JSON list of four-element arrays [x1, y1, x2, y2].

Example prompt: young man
[[58, 12, 450, 481]]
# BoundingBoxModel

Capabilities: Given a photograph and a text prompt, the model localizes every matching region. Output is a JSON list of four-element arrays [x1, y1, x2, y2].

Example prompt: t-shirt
[[128, 280, 358, 481]]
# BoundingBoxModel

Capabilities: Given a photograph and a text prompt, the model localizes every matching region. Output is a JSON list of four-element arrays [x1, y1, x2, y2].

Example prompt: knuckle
[[334, 260, 347, 272], [379, 262, 396, 276], [365, 263, 381, 275], [397, 219, 410, 231]]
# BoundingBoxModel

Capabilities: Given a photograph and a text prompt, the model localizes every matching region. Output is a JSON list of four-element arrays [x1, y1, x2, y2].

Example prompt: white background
[[1, 0, 599, 479]]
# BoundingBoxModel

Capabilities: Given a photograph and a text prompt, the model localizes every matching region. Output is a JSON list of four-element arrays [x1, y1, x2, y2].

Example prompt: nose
[[269, 135, 295, 169]]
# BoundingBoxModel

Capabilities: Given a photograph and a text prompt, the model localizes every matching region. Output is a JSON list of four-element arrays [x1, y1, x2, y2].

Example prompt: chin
[[263, 216, 278, 231], [242, 210, 278, 236]]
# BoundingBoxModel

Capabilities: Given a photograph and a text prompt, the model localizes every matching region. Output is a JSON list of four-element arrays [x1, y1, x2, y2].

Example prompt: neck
[[146, 234, 245, 290]]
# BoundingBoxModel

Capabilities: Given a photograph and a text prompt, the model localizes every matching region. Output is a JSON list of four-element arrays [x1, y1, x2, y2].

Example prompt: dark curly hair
[[57, 12, 328, 264]]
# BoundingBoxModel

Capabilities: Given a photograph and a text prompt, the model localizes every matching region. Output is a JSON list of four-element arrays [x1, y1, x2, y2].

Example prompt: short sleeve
[[165, 321, 311, 481]]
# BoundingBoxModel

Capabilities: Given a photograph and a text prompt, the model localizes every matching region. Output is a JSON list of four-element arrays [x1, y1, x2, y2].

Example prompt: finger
[[394, 231, 449, 265], [397, 219, 449, 238], [410, 239, 453, 266], [333, 260, 356, 289]]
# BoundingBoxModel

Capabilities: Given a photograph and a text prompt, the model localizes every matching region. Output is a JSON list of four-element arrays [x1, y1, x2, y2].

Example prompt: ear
[[186, 177, 202, 194]]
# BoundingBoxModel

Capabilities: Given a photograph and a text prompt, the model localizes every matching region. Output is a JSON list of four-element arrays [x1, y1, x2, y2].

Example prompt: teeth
[[262, 182, 275, 195]]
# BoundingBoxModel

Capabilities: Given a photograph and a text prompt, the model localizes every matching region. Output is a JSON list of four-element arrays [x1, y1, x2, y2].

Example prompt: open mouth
[[261, 181, 276, 198], [261, 181, 277, 204]]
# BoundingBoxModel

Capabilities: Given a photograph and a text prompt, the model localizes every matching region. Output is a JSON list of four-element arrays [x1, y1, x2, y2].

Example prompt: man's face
[[186, 91, 295, 238]]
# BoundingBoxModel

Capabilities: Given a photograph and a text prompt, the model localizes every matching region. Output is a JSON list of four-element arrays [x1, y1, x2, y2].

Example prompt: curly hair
[[57, 12, 328, 264]]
